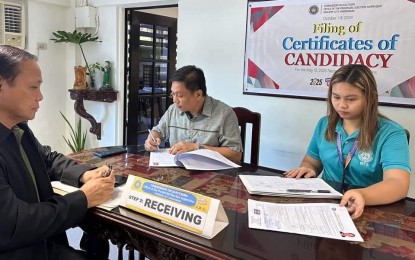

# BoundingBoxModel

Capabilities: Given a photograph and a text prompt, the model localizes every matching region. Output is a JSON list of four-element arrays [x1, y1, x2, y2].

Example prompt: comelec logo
[[309, 5, 319, 15], [133, 179, 142, 189]]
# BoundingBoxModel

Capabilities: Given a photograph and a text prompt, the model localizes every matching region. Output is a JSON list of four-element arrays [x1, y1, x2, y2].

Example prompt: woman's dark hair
[[0, 45, 37, 85], [326, 64, 380, 151], [170, 65, 207, 96]]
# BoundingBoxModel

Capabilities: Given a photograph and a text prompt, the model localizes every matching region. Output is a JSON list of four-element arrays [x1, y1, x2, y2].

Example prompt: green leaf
[[50, 30, 101, 73], [60, 111, 88, 152]]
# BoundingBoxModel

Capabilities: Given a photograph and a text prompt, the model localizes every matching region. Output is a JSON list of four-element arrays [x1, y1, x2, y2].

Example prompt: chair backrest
[[233, 107, 261, 166], [405, 129, 410, 143]]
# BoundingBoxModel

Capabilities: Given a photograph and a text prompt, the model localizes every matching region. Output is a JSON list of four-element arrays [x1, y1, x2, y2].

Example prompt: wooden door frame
[[123, 6, 177, 145]]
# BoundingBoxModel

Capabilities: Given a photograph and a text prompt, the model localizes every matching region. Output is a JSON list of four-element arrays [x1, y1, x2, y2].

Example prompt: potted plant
[[50, 30, 101, 88], [60, 111, 87, 152], [88, 62, 105, 88]]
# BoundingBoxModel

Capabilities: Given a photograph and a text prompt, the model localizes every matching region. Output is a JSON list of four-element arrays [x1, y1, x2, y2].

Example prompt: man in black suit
[[0, 45, 115, 259]]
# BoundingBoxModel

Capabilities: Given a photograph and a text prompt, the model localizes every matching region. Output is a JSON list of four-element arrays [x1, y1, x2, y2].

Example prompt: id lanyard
[[336, 133, 358, 191]]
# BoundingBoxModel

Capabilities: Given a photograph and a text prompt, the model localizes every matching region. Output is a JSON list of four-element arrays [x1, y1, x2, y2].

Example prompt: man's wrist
[[79, 173, 86, 185]]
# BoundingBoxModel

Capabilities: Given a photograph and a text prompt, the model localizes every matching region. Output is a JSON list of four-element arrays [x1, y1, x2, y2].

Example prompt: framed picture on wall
[[243, 0, 415, 107]]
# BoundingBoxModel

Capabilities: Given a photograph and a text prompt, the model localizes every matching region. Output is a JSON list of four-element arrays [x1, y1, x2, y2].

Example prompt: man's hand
[[169, 142, 198, 155], [80, 165, 111, 183], [144, 135, 161, 151], [80, 166, 115, 208]]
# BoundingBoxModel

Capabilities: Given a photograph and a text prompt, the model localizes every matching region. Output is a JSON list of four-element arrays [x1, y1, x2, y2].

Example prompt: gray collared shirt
[[153, 95, 243, 152]]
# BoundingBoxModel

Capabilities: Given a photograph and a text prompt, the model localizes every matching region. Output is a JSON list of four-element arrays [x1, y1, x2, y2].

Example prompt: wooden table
[[68, 146, 415, 260]]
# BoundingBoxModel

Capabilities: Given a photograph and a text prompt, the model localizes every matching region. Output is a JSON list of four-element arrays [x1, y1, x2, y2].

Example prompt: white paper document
[[51, 181, 124, 211], [239, 175, 343, 199], [149, 148, 178, 167], [149, 148, 241, 170], [248, 199, 363, 242]]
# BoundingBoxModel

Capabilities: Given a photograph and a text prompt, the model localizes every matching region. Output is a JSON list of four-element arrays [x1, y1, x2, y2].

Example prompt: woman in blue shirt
[[285, 64, 410, 219]]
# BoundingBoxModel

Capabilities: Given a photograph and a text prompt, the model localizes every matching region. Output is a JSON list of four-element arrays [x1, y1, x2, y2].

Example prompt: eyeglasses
[[169, 92, 186, 99], [170, 90, 200, 99]]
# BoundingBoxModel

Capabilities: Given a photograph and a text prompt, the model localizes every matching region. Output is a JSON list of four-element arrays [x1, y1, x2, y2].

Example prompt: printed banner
[[120, 176, 228, 239], [244, 0, 415, 106]]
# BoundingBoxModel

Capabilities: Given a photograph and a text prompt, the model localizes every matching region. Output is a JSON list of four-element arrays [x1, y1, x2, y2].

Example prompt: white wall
[[25, 0, 415, 198], [26, 1, 124, 154], [26, 0, 72, 154], [80, 5, 124, 148]]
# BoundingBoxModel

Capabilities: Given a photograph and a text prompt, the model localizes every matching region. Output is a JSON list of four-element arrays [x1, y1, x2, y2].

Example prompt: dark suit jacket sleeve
[[35, 141, 95, 188], [0, 182, 88, 250], [0, 125, 93, 251]]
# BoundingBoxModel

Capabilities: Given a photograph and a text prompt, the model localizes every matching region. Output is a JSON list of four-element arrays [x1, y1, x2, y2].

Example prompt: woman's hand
[[285, 155, 322, 178], [340, 189, 365, 219], [284, 167, 317, 178]]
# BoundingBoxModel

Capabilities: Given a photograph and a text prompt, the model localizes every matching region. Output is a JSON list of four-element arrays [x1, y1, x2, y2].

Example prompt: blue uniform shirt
[[307, 116, 411, 187]]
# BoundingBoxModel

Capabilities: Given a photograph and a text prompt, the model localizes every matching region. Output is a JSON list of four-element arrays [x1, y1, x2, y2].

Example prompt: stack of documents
[[239, 175, 343, 199], [248, 199, 363, 242], [149, 148, 241, 170], [51, 181, 124, 211]]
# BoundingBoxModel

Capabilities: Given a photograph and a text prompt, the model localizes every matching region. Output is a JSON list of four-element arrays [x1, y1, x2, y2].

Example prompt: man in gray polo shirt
[[144, 65, 243, 162]]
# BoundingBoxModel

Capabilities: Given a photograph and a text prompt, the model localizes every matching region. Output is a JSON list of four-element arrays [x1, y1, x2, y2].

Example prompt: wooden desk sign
[[120, 176, 229, 239]]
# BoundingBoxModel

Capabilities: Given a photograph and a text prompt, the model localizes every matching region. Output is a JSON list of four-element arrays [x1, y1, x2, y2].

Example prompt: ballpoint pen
[[148, 129, 160, 150], [286, 189, 331, 193], [102, 164, 112, 177]]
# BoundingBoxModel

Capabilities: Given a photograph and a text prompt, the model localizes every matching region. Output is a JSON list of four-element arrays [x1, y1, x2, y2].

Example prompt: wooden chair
[[233, 107, 261, 166]]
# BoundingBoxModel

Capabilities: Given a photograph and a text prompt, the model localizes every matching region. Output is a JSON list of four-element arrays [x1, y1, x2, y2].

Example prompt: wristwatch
[[198, 145, 205, 150]]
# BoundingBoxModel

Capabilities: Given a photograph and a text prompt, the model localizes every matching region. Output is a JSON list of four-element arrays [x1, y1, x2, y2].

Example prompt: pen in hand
[[102, 164, 112, 177], [148, 129, 160, 150]]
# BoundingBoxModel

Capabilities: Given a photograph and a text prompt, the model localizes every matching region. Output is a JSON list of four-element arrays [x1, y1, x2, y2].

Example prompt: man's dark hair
[[170, 65, 207, 96], [0, 45, 37, 85]]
